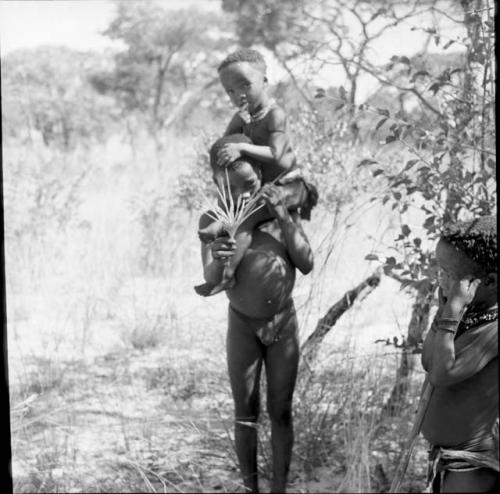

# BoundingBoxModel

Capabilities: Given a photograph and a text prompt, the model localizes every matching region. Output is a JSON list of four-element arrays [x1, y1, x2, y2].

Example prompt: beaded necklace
[[238, 98, 276, 124], [458, 307, 498, 334]]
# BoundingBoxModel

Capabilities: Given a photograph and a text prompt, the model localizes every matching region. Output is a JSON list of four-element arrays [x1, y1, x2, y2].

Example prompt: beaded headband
[[441, 215, 497, 272]]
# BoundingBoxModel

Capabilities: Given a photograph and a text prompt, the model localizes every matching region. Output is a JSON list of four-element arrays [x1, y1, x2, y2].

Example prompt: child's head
[[210, 134, 262, 201], [217, 48, 268, 113], [436, 215, 497, 307]]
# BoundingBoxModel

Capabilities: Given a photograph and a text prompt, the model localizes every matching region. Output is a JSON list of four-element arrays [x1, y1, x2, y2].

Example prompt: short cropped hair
[[441, 215, 497, 272], [209, 134, 262, 178], [218, 48, 267, 74]]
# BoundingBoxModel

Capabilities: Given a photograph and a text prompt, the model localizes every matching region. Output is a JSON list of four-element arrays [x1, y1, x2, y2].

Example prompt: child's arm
[[219, 107, 295, 174], [424, 279, 497, 387], [260, 184, 313, 275]]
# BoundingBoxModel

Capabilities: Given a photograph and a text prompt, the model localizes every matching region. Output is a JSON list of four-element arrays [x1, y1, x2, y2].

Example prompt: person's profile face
[[435, 239, 483, 299], [214, 160, 261, 204], [219, 61, 267, 113]]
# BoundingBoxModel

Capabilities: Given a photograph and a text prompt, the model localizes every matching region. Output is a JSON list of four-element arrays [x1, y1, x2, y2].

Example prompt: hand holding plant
[[201, 168, 264, 240], [210, 237, 236, 265]]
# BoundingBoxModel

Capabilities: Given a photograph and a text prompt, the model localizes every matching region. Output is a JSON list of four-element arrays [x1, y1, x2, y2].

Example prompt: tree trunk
[[380, 280, 434, 418]]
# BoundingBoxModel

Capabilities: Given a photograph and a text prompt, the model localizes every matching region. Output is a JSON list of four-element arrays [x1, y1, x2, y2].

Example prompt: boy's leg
[[264, 310, 300, 493], [227, 307, 265, 493], [198, 220, 224, 243]]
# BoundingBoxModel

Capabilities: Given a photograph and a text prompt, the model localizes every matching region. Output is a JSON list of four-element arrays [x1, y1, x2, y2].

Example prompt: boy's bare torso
[[227, 217, 296, 319], [422, 321, 499, 448]]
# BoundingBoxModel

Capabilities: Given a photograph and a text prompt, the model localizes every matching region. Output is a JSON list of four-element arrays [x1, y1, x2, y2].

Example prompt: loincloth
[[228, 300, 296, 346], [426, 419, 500, 493]]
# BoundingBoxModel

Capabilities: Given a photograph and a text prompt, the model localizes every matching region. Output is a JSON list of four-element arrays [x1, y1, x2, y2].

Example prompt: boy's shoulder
[[266, 104, 288, 129], [268, 103, 287, 117]]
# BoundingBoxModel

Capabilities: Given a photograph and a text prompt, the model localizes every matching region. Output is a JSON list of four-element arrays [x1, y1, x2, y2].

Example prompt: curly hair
[[209, 134, 262, 176], [217, 48, 267, 74], [441, 215, 497, 272]]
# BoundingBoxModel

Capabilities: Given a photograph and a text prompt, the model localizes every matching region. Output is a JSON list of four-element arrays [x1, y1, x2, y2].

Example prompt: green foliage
[[90, 1, 230, 138], [3, 145, 88, 251], [288, 107, 374, 212], [359, 3, 495, 287], [175, 133, 219, 212], [2, 46, 116, 150], [222, 0, 303, 49]]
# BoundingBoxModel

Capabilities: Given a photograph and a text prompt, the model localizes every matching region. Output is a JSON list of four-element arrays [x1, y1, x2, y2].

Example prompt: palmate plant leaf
[[201, 168, 265, 238]]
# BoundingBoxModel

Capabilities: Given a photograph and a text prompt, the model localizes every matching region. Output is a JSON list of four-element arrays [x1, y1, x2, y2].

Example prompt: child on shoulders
[[195, 48, 317, 297]]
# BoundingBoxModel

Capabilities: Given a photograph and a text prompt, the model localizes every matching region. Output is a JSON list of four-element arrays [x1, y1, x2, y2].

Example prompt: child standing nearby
[[420, 215, 498, 493]]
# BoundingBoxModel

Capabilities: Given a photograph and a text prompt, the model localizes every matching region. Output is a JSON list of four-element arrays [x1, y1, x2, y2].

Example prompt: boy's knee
[[234, 395, 260, 421], [267, 399, 292, 426]]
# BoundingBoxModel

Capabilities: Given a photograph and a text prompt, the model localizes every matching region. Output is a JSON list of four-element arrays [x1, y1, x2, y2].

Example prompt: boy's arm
[[240, 107, 294, 170], [219, 107, 294, 174], [238, 142, 277, 164], [266, 106, 296, 171], [221, 112, 276, 164], [259, 185, 313, 275], [426, 323, 497, 387], [424, 280, 497, 386]]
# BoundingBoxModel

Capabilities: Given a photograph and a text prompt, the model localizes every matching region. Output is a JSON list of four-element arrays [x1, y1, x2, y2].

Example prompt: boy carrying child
[[198, 133, 314, 492]]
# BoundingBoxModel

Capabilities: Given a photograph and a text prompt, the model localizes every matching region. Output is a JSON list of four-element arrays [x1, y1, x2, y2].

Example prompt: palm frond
[[200, 168, 264, 238]]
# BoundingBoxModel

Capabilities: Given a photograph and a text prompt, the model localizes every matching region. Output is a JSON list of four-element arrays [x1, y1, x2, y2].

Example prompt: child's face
[[214, 161, 261, 204], [219, 62, 268, 113], [435, 239, 486, 300]]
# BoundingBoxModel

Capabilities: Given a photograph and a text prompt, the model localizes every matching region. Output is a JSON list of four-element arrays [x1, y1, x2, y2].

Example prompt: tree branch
[[300, 269, 382, 371]]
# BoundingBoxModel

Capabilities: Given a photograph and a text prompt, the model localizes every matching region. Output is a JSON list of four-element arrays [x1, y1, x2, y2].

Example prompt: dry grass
[[5, 130, 429, 493]]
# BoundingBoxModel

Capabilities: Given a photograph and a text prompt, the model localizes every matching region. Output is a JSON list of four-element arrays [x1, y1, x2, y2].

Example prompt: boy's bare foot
[[194, 277, 236, 297]]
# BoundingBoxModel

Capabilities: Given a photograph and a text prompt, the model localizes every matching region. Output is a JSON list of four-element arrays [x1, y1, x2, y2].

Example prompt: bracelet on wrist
[[433, 318, 460, 334]]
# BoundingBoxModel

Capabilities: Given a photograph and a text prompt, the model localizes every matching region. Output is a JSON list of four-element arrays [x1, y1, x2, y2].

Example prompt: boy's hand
[[441, 277, 482, 318], [259, 184, 287, 219], [211, 237, 236, 265], [217, 143, 243, 167]]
